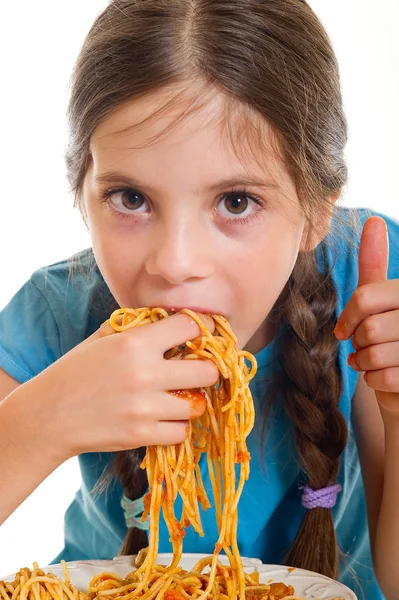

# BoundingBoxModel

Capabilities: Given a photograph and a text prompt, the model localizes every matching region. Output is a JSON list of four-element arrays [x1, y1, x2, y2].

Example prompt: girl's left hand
[[334, 216, 399, 419]]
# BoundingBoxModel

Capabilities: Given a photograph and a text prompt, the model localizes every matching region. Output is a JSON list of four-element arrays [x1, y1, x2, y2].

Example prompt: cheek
[[236, 225, 302, 298], [88, 220, 143, 304], [229, 223, 303, 340]]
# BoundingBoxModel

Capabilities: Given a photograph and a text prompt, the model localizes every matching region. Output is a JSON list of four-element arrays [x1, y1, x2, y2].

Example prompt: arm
[[335, 215, 399, 599], [0, 314, 217, 526], [0, 368, 65, 525], [351, 373, 385, 553], [353, 373, 399, 599]]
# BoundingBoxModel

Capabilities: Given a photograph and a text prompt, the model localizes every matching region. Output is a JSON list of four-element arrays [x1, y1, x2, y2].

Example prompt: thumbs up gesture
[[334, 216, 399, 418]]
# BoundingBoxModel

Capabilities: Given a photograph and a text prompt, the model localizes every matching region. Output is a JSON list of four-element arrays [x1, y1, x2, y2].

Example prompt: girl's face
[[83, 86, 308, 353]]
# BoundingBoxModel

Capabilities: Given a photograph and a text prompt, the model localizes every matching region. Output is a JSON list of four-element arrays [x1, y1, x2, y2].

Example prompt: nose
[[145, 220, 214, 284]]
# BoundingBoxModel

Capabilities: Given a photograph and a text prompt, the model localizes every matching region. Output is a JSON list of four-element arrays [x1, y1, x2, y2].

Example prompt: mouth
[[159, 305, 225, 317]]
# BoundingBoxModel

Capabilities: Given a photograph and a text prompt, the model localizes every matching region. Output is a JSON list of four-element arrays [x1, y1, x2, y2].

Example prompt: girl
[[0, 1, 399, 598]]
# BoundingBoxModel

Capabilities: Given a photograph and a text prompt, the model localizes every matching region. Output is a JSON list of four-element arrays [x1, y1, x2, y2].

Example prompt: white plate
[[2, 553, 357, 599]]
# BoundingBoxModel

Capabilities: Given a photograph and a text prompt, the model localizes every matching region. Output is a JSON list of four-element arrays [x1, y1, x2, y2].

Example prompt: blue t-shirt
[[1, 208, 399, 600]]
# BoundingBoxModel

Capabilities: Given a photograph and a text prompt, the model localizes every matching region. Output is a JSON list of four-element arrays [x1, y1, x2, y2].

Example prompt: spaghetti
[[0, 561, 309, 600], [0, 308, 345, 600], [107, 307, 257, 600]]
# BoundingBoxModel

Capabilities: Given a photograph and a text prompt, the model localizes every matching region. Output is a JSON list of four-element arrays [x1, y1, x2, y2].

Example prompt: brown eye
[[107, 188, 149, 214], [120, 190, 146, 210], [223, 194, 249, 215]]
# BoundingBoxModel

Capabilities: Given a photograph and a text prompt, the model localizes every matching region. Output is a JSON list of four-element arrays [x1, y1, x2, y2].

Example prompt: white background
[[0, 0, 398, 575]]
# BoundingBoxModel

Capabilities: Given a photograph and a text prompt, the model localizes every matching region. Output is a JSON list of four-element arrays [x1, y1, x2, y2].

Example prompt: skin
[[1, 84, 399, 596], [83, 85, 312, 353]]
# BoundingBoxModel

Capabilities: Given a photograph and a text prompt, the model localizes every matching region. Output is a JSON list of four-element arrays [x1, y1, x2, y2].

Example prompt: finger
[[132, 420, 190, 447], [364, 367, 399, 394], [159, 358, 220, 390], [349, 341, 399, 372], [124, 312, 216, 354], [353, 310, 399, 350], [334, 280, 399, 340], [82, 320, 118, 344], [132, 390, 207, 421], [358, 216, 389, 287]]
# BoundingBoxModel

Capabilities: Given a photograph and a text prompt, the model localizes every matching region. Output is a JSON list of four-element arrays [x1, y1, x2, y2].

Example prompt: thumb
[[358, 216, 389, 287], [82, 319, 117, 345]]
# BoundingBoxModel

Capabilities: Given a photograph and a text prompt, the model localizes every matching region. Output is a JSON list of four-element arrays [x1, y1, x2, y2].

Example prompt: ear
[[299, 191, 341, 252]]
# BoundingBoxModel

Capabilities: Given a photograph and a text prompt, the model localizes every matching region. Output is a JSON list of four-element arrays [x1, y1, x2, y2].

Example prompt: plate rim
[[1, 553, 357, 599]]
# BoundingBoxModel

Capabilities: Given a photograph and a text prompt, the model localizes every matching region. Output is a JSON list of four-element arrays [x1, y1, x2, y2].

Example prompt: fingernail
[[348, 352, 359, 371], [170, 389, 207, 417], [189, 392, 207, 417], [200, 314, 215, 333], [334, 321, 349, 340]]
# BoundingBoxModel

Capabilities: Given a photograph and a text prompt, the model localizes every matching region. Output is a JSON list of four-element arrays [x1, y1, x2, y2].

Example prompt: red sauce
[[170, 389, 206, 409], [143, 493, 151, 512], [164, 591, 186, 600], [171, 520, 186, 540], [236, 451, 250, 463]]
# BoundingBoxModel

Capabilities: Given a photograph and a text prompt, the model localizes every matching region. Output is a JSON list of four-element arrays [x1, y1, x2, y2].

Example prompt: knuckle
[[367, 345, 384, 369], [381, 369, 396, 390], [129, 420, 150, 447], [363, 316, 379, 344], [352, 287, 370, 313], [120, 331, 142, 355], [204, 360, 220, 384], [172, 422, 189, 444], [128, 398, 152, 420], [133, 367, 153, 390]]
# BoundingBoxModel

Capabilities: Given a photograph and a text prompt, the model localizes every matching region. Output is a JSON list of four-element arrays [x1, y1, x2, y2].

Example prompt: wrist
[[2, 376, 71, 467], [381, 408, 399, 439]]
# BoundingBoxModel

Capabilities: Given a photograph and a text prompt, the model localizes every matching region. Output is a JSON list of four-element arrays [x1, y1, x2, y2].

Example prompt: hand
[[24, 312, 219, 460], [334, 216, 399, 419]]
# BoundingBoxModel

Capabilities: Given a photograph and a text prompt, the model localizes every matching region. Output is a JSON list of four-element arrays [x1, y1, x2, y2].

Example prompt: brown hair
[[66, 0, 349, 578]]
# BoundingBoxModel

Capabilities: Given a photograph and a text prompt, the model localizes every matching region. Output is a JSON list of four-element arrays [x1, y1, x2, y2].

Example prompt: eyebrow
[[94, 171, 281, 193]]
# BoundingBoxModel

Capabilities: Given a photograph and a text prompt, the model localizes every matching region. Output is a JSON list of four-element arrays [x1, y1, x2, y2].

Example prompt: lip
[[158, 305, 225, 317]]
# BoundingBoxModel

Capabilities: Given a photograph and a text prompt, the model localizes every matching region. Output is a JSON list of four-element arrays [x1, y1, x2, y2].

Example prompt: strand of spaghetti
[[165, 447, 178, 506], [31, 583, 41, 600], [0, 584, 10, 600], [105, 307, 258, 600], [20, 580, 76, 600], [43, 583, 66, 600], [212, 315, 237, 344], [194, 462, 211, 511], [132, 452, 164, 595], [171, 442, 186, 481], [0, 581, 14, 600], [11, 583, 22, 600], [203, 390, 221, 456], [231, 511, 245, 599], [239, 351, 257, 382], [181, 436, 194, 492], [206, 441, 221, 530]]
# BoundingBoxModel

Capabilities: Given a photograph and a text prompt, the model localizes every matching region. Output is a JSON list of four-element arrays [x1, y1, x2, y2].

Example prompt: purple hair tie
[[301, 483, 342, 510]]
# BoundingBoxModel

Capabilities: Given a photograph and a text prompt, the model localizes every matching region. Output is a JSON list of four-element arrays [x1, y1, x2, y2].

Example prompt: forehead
[[90, 82, 293, 189]]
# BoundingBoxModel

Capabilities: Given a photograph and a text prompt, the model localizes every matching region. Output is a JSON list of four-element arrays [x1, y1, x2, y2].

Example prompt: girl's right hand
[[25, 313, 219, 460]]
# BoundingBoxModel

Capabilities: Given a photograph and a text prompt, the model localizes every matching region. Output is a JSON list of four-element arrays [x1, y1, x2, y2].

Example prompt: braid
[[113, 448, 149, 555], [274, 245, 348, 578]]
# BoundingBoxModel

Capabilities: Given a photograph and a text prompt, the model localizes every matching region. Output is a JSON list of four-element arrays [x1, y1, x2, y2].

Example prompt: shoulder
[[0, 249, 117, 382], [29, 248, 118, 353]]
